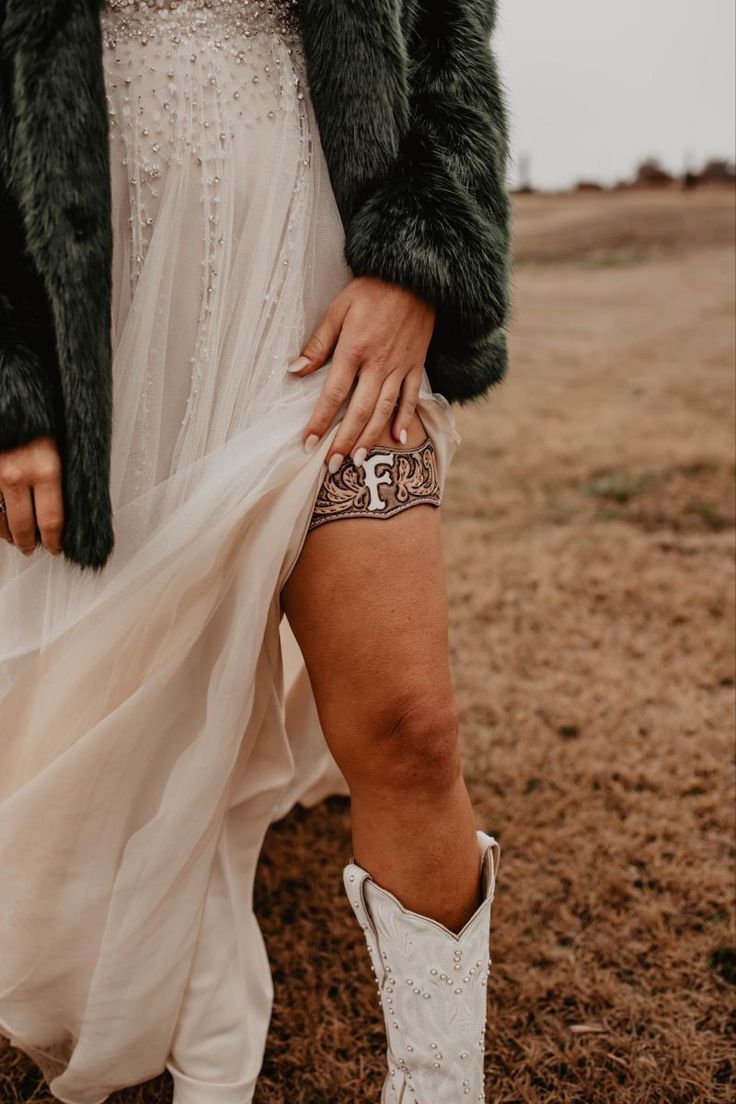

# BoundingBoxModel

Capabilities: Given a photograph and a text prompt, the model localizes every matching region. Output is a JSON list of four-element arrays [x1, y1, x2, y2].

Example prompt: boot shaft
[[344, 832, 500, 1104]]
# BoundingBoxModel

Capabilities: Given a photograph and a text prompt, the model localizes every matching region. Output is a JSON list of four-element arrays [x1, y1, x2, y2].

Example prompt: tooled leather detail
[[308, 437, 441, 532]]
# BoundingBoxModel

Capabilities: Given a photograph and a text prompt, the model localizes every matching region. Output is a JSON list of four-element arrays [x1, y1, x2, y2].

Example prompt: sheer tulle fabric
[[0, 6, 458, 1102]]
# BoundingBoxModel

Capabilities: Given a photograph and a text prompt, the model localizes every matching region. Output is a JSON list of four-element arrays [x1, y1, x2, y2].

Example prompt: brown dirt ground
[[3, 187, 735, 1104]]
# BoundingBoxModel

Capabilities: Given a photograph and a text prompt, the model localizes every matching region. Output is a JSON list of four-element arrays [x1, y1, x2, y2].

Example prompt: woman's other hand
[[288, 276, 435, 472], [0, 436, 64, 556]]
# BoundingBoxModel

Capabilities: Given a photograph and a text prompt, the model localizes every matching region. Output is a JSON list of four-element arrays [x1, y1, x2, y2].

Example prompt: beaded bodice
[[104, 0, 301, 42], [100, 0, 313, 482]]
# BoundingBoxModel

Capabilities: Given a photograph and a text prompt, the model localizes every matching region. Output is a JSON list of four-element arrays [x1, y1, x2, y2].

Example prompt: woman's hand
[[289, 276, 435, 472], [0, 435, 64, 557]]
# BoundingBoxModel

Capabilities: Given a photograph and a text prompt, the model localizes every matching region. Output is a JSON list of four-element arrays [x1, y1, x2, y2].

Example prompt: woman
[[0, 1, 510, 1101]]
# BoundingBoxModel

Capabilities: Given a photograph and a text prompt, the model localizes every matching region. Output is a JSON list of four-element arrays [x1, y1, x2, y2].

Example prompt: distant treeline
[[515, 156, 736, 195]]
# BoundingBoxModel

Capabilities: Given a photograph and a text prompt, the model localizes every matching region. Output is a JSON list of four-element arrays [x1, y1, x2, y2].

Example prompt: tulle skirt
[[0, 4, 458, 1100]]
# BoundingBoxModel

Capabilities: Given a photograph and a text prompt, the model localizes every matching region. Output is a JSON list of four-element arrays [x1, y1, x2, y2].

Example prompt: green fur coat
[[0, 0, 511, 569]]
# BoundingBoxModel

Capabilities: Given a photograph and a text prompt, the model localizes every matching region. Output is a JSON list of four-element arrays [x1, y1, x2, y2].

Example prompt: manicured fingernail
[[304, 433, 320, 454], [353, 447, 368, 467], [328, 452, 344, 475], [399, 428, 408, 444], [288, 355, 311, 374]]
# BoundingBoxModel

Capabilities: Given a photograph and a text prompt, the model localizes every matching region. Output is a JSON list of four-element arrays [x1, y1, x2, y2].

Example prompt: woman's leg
[[282, 414, 481, 933]]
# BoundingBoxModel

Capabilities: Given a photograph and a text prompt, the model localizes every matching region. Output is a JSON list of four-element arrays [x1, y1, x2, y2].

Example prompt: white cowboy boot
[[343, 831, 500, 1103]]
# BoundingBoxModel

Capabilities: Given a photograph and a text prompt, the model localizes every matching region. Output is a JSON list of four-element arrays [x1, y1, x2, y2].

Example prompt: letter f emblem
[[361, 452, 395, 511]]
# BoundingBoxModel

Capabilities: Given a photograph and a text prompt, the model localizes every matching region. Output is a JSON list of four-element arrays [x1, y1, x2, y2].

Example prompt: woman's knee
[[336, 687, 463, 797]]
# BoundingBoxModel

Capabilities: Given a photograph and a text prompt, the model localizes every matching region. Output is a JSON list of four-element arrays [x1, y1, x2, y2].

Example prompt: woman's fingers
[[392, 365, 423, 443], [325, 370, 386, 471], [2, 482, 37, 555], [297, 278, 436, 463], [32, 471, 64, 556], [0, 436, 64, 558], [289, 298, 348, 378], [350, 372, 404, 464], [301, 337, 364, 451]]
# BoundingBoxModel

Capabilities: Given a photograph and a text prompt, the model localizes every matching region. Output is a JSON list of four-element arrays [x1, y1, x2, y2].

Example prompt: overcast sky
[[495, 0, 736, 190]]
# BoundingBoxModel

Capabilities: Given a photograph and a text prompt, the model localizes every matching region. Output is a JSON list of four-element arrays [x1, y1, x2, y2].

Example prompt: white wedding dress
[[0, 2, 459, 1101]]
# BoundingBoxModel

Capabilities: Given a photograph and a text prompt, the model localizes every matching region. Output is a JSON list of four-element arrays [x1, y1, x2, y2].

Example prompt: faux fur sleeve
[[342, 0, 512, 401], [0, 301, 59, 452], [0, 68, 60, 452]]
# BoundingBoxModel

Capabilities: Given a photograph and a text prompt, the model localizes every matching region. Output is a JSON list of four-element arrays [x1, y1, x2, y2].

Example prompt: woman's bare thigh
[[281, 412, 454, 759]]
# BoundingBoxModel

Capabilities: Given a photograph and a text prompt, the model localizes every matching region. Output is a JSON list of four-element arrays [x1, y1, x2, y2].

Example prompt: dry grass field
[[3, 186, 734, 1103]]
